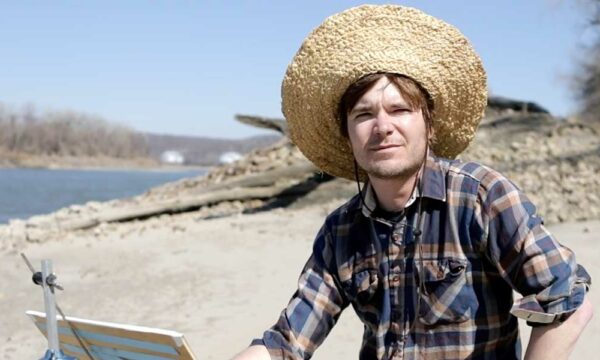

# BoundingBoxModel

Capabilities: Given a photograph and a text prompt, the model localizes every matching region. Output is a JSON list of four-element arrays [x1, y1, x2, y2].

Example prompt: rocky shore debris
[[462, 113, 600, 224], [1, 96, 599, 251]]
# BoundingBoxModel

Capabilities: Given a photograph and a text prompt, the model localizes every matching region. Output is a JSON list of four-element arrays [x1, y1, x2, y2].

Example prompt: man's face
[[346, 76, 429, 180]]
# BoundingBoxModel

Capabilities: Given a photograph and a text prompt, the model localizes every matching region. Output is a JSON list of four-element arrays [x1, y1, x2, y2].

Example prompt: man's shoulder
[[314, 194, 362, 238], [321, 193, 362, 229], [437, 156, 515, 191]]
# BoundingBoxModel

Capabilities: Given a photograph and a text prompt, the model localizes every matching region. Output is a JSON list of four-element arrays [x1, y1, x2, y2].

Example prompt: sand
[[1, 203, 598, 359]]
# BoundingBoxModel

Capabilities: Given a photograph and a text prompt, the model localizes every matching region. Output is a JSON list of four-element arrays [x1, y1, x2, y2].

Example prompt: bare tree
[[575, 0, 600, 122], [0, 103, 149, 158]]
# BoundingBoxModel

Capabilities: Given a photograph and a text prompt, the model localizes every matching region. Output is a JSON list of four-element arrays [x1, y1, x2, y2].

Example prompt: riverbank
[[0, 149, 152, 168], [0, 110, 598, 358], [0, 167, 209, 225], [0, 151, 213, 172], [1, 204, 598, 359]]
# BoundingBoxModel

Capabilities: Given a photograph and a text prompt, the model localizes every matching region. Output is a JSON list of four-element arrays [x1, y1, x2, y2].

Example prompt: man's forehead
[[352, 78, 407, 107]]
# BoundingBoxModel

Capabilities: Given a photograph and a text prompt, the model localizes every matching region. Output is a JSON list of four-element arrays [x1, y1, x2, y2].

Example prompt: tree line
[[0, 104, 149, 158], [575, 0, 600, 122]]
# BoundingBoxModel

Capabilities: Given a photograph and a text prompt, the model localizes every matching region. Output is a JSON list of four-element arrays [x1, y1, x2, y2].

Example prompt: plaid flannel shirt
[[252, 156, 591, 359]]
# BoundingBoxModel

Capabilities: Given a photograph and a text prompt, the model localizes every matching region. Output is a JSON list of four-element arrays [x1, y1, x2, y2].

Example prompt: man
[[234, 5, 592, 360]]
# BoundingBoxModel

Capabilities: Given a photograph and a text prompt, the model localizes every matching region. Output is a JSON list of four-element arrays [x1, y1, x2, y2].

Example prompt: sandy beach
[[1, 201, 598, 359]]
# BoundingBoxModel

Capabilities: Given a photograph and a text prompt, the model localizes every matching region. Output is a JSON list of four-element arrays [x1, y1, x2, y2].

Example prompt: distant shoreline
[[0, 165, 212, 173], [0, 153, 213, 172]]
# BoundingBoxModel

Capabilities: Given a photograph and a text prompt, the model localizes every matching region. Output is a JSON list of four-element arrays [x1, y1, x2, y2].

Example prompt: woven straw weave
[[282, 4, 487, 180]]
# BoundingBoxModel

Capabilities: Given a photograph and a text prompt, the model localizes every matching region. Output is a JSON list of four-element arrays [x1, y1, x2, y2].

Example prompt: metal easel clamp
[[32, 271, 64, 291]]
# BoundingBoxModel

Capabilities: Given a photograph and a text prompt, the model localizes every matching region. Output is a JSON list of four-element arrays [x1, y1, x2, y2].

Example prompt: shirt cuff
[[250, 333, 297, 359], [511, 269, 590, 326], [250, 338, 265, 347]]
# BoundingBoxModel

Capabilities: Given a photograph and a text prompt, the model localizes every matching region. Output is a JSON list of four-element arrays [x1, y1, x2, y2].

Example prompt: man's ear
[[345, 135, 352, 148], [427, 124, 435, 145], [343, 126, 353, 147]]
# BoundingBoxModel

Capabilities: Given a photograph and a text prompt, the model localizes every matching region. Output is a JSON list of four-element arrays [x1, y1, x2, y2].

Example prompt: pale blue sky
[[0, 1, 591, 138]]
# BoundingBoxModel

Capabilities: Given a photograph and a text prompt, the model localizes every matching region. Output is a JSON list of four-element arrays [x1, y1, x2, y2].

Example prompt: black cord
[[409, 145, 430, 341], [353, 160, 375, 215]]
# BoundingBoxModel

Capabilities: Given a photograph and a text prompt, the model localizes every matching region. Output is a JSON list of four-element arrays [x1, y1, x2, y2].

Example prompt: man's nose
[[373, 112, 394, 137]]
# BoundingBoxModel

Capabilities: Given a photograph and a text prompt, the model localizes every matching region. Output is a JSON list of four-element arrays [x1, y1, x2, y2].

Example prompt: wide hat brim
[[282, 5, 487, 181]]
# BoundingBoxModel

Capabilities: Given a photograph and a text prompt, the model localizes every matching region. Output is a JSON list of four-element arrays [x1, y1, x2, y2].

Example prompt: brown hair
[[337, 73, 435, 143]]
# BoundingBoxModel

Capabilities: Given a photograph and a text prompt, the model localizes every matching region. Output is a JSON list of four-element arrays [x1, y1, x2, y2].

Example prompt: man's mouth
[[370, 143, 402, 151]]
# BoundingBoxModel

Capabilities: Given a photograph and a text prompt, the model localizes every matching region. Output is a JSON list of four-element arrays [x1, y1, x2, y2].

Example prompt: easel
[[25, 256, 76, 360], [23, 254, 197, 360]]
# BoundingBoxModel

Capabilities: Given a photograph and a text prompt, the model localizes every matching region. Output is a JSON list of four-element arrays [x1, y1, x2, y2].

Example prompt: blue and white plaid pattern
[[253, 156, 590, 359]]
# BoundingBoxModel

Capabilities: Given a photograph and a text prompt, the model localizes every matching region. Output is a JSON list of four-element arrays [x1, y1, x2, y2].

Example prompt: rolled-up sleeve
[[481, 175, 591, 326], [252, 223, 349, 359]]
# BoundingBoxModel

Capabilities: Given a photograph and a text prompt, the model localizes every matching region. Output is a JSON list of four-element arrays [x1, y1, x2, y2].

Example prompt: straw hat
[[282, 4, 487, 180]]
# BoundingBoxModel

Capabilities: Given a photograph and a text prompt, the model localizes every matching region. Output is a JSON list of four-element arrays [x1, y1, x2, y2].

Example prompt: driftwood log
[[55, 162, 318, 231], [487, 96, 549, 114], [235, 114, 288, 135]]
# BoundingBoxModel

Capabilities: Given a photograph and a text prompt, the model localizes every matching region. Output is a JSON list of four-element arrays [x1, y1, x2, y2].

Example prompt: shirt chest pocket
[[416, 258, 478, 325]]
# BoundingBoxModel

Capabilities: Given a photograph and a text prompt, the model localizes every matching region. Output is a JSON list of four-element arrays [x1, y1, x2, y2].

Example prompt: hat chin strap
[[411, 142, 428, 333], [352, 159, 372, 214]]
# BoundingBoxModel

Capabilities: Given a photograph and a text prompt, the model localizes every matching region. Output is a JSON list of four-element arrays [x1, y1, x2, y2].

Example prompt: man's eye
[[353, 112, 371, 120]]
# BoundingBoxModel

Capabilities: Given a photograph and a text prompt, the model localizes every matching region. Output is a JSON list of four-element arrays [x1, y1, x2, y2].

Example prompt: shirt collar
[[355, 154, 448, 217]]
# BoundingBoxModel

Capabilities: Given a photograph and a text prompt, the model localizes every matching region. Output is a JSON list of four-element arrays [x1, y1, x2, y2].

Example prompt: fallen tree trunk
[[487, 96, 550, 114], [235, 114, 288, 135], [57, 184, 294, 230], [55, 162, 319, 231], [193, 161, 317, 194]]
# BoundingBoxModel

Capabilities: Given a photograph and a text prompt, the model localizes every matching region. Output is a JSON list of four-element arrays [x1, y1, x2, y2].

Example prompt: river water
[[0, 168, 205, 224]]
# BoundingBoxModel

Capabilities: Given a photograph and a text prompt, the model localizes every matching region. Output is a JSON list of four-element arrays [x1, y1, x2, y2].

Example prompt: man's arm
[[232, 345, 271, 360], [232, 223, 349, 359], [524, 295, 594, 360], [480, 172, 592, 354]]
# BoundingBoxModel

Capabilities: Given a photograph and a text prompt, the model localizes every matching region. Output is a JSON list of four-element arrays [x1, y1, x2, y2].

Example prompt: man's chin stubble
[[363, 162, 421, 181]]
